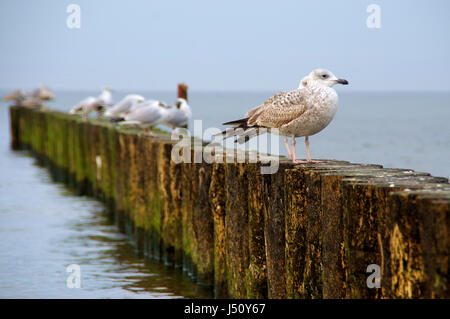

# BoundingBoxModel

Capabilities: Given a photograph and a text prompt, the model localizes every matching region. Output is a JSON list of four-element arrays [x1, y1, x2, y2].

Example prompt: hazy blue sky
[[0, 0, 449, 92]]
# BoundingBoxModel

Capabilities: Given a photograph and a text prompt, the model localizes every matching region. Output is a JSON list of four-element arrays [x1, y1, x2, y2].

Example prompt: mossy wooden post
[[133, 136, 149, 252], [209, 162, 228, 298], [169, 151, 184, 268], [83, 121, 95, 195], [381, 184, 449, 298], [56, 117, 67, 181], [415, 193, 450, 298], [123, 133, 136, 234], [107, 127, 119, 213], [142, 138, 159, 259], [302, 167, 325, 298], [320, 164, 383, 298], [9, 107, 20, 150], [246, 162, 267, 298], [263, 161, 290, 299], [34, 111, 47, 164], [149, 139, 163, 260], [73, 119, 85, 195], [181, 160, 195, 276], [129, 134, 145, 250], [98, 124, 116, 211], [67, 118, 77, 190], [341, 170, 435, 298], [114, 131, 127, 231], [192, 160, 214, 286], [159, 140, 176, 265], [343, 178, 393, 299], [61, 115, 70, 183], [284, 167, 308, 298], [225, 161, 249, 298], [89, 123, 101, 198]]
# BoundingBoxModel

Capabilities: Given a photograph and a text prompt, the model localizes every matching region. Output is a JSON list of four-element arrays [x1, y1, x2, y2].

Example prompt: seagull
[[2, 89, 27, 103], [69, 96, 97, 115], [164, 98, 192, 130], [112, 98, 191, 133], [220, 69, 348, 164], [112, 100, 170, 133], [30, 83, 54, 100], [128, 99, 167, 114], [2, 89, 45, 109], [69, 88, 113, 119], [103, 94, 145, 117], [3, 84, 54, 107]]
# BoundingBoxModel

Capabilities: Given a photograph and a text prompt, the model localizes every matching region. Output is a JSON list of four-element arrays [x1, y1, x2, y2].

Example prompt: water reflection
[[0, 105, 212, 298], [62, 202, 213, 298]]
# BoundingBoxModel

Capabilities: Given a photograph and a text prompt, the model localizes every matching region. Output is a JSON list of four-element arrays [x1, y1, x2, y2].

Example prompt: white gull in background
[[128, 99, 167, 113], [114, 100, 170, 132], [30, 83, 54, 100], [113, 98, 191, 133], [3, 84, 55, 104], [69, 88, 113, 119], [2, 88, 46, 109], [164, 98, 192, 130], [220, 69, 348, 163], [2, 89, 28, 103], [104, 94, 145, 117]]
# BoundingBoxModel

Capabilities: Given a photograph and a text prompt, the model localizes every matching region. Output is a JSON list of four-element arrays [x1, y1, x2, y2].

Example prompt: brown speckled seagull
[[221, 69, 348, 164]]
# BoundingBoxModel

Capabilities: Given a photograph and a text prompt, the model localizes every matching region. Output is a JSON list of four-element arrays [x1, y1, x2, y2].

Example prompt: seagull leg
[[305, 135, 311, 161], [291, 135, 317, 164], [283, 136, 292, 160], [291, 137, 308, 164], [304, 136, 323, 163]]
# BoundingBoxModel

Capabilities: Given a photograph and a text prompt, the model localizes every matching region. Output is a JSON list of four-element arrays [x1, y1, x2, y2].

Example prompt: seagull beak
[[336, 79, 349, 85]]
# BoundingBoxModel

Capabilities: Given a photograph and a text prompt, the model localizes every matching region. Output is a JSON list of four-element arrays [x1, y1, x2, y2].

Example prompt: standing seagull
[[103, 94, 145, 117], [2, 89, 44, 109], [112, 100, 170, 133], [221, 69, 348, 163], [69, 88, 113, 119], [2, 89, 27, 103], [164, 98, 192, 130], [31, 83, 54, 100]]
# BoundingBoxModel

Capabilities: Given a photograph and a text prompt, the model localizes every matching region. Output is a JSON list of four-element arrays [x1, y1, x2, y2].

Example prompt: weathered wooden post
[[178, 83, 188, 101]]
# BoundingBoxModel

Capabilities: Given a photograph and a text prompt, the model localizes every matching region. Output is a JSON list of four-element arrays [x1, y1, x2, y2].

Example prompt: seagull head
[[174, 98, 192, 118], [99, 88, 113, 104], [308, 69, 348, 87]]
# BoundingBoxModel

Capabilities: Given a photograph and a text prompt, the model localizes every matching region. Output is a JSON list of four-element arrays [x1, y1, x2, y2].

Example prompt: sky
[[0, 0, 449, 92]]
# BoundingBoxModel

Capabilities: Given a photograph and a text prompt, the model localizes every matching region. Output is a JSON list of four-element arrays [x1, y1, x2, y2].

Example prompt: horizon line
[[0, 87, 450, 95]]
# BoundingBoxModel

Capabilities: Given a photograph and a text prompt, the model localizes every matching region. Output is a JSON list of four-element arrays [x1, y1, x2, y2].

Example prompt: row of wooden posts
[[8, 94, 450, 298]]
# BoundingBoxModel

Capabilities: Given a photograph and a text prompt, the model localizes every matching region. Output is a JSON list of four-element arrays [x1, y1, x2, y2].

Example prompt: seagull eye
[[321, 74, 328, 79]]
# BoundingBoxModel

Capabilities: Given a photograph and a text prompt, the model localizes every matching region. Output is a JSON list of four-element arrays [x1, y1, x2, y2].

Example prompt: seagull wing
[[105, 97, 132, 116], [219, 88, 312, 142], [125, 105, 162, 124], [247, 89, 310, 128]]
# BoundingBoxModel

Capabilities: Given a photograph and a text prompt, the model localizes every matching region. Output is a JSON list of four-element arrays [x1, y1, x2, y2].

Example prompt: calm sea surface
[[0, 90, 449, 298]]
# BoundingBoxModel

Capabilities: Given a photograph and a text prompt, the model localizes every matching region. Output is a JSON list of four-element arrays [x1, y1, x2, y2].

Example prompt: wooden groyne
[[9, 106, 450, 298]]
